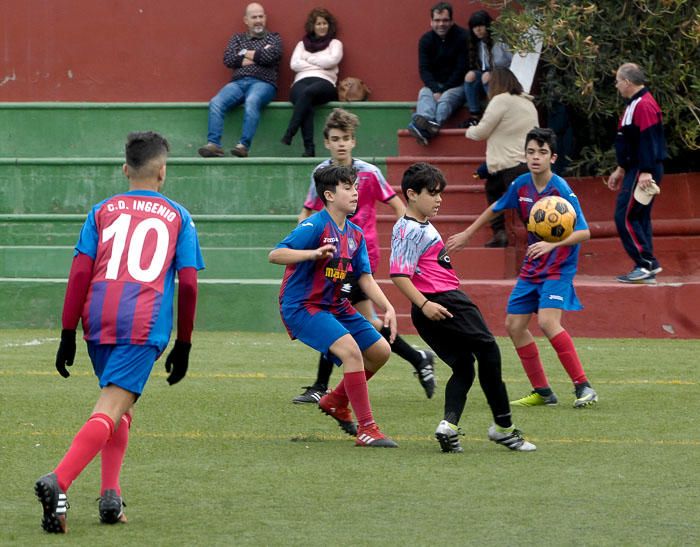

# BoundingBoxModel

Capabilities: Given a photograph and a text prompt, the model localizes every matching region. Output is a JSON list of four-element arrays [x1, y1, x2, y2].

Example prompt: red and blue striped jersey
[[276, 208, 371, 315], [75, 190, 204, 350], [493, 173, 588, 282]]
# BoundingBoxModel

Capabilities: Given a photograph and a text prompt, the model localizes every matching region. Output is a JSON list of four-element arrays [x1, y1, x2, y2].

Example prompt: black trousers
[[485, 162, 528, 232], [286, 77, 337, 149]]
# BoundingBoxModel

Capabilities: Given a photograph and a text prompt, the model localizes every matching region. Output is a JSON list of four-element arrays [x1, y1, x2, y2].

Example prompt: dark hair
[[323, 108, 359, 139], [305, 7, 337, 38], [400, 162, 447, 200], [468, 9, 492, 30], [314, 164, 358, 205], [487, 67, 523, 99], [431, 2, 453, 19], [125, 131, 169, 170], [525, 127, 557, 155]]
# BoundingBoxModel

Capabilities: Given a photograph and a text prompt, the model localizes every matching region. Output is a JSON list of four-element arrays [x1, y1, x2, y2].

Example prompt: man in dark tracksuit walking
[[607, 62, 667, 284]]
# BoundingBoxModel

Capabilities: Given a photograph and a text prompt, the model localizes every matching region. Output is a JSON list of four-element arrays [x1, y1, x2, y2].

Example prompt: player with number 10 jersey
[[76, 190, 204, 351]]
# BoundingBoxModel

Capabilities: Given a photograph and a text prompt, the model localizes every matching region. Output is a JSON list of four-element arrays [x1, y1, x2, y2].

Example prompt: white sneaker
[[435, 420, 464, 453], [488, 424, 536, 451]]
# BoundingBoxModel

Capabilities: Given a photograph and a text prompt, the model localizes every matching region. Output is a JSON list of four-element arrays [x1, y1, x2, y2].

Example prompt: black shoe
[[35, 473, 69, 534], [459, 116, 481, 128], [281, 132, 293, 146], [414, 350, 436, 399], [484, 230, 508, 248], [407, 122, 429, 146], [413, 114, 440, 137], [302, 147, 315, 157], [292, 385, 327, 404], [99, 489, 127, 524]]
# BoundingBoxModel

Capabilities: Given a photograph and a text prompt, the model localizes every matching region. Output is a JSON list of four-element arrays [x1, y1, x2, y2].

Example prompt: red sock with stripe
[[550, 330, 588, 385], [101, 413, 132, 496], [54, 413, 114, 492], [342, 370, 375, 427], [329, 369, 376, 407], [516, 342, 550, 389]]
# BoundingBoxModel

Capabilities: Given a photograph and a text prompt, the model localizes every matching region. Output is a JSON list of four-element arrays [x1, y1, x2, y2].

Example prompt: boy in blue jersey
[[447, 128, 598, 409], [34, 132, 205, 533], [293, 108, 436, 405], [269, 164, 398, 447]]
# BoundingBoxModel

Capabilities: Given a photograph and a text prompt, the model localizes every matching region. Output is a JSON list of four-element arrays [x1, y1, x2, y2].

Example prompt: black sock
[[380, 327, 423, 370], [534, 386, 553, 396], [313, 354, 333, 390]]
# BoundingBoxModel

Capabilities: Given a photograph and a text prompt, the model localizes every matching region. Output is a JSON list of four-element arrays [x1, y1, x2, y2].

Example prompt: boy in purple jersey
[[294, 108, 436, 405], [447, 128, 598, 409], [390, 162, 535, 453], [34, 132, 205, 534], [270, 164, 398, 447]]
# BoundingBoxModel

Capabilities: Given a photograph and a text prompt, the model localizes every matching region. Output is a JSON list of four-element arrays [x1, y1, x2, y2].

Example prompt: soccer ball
[[527, 196, 576, 242]]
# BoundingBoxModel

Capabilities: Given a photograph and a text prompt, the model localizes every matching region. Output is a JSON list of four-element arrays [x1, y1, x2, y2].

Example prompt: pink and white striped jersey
[[390, 216, 459, 293]]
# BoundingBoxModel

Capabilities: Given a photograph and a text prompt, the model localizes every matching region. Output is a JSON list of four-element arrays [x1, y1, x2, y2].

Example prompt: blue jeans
[[206, 77, 276, 149], [415, 86, 465, 126], [464, 70, 489, 115]]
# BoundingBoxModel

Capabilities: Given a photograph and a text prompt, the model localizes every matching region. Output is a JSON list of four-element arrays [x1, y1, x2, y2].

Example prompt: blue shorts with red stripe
[[281, 306, 381, 365], [87, 342, 160, 395], [507, 278, 583, 315]]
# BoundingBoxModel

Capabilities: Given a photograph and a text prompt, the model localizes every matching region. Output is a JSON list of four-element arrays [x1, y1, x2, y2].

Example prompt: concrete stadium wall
[[1, 0, 491, 102]]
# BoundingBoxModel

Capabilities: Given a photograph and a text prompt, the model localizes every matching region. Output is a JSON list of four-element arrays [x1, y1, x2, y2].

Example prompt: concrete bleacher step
[[0, 102, 414, 159], [397, 128, 486, 157], [385, 156, 485, 184], [377, 277, 700, 339], [0, 214, 296, 246], [4, 274, 698, 338], [0, 157, 325, 215], [0, 245, 281, 279]]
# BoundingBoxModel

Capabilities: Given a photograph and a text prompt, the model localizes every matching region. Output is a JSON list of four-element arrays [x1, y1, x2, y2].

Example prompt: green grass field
[[1, 329, 699, 546]]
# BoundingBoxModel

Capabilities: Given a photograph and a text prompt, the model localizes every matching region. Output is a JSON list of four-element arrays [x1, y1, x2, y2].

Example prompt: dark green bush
[[484, 1, 699, 174]]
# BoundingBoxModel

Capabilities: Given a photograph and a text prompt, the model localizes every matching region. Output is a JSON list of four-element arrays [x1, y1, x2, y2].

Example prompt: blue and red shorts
[[507, 277, 583, 315], [87, 342, 160, 395], [281, 306, 381, 365]]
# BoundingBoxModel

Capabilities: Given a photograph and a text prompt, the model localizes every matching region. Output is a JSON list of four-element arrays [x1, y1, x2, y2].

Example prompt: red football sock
[[54, 413, 114, 492], [330, 369, 376, 406], [101, 413, 132, 496], [550, 330, 588, 385], [343, 370, 374, 427], [516, 342, 550, 389]]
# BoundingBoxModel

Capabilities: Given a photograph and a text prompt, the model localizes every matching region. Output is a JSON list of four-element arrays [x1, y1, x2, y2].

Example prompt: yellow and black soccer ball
[[527, 196, 577, 242]]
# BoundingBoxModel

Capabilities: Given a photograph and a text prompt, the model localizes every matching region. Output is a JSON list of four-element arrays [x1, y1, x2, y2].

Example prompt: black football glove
[[55, 329, 76, 378], [165, 340, 191, 385]]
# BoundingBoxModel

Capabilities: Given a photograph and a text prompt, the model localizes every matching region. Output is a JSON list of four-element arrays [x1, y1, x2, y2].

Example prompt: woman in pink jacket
[[281, 8, 343, 157]]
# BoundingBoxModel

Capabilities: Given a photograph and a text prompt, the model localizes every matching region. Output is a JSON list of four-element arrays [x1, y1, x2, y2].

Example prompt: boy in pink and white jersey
[[390, 162, 534, 453]]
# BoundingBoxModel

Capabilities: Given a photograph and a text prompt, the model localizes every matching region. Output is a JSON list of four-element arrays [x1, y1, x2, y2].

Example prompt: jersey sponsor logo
[[325, 257, 350, 282], [437, 246, 454, 270], [323, 237, 339, 244], [548, 294, 564, 301], [519, 196, 534, 203]]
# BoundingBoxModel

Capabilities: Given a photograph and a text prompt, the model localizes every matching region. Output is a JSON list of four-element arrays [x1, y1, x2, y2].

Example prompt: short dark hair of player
[[525, 127, 557, 155], [125, 131, 170, 171], [323, 108, 359, 139], [400, 162, 447, 200], [305, 7, 337, 39], [487, 67, 523, 100], [314, 164, 358, 205], [431, 2, 453, 19]]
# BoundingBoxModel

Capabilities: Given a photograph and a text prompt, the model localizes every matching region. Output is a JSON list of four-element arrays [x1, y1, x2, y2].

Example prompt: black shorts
[[411, 290, 495, 366], [340, 271, 369, 305]]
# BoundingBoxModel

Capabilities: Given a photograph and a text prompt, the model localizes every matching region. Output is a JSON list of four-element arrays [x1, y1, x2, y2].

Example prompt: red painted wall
[[0, 0, 490, 102]]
